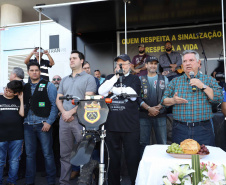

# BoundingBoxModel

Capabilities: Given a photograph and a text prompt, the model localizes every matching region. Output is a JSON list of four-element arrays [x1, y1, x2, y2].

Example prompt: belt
[[175, 120, 210, 127], [24, 122, 43, 125]]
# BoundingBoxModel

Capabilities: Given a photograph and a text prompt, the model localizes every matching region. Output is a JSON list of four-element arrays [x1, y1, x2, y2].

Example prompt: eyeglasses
[[3, 87, 14, 94], [83, 67, 90, 70], [53, 78, 61, 81]]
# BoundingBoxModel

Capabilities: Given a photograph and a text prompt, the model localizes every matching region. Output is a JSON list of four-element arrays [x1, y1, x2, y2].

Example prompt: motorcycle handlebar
[[59, 94, 138, 102], [59, 95, 80, 101]]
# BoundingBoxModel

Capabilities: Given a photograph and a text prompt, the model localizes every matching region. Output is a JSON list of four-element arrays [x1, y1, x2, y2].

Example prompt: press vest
[[24, 80, 51, 118]]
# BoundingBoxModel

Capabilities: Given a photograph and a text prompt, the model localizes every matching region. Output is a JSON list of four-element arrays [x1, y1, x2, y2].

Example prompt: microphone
[[115, 64, 124, 87], [215, 73, 225, 78], [189, 71, 196, 92]]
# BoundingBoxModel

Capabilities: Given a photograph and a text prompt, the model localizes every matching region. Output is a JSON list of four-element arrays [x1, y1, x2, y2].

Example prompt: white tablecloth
[[135, 145, 226, 185]]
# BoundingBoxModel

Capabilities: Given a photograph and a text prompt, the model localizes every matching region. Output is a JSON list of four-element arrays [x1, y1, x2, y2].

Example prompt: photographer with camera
[[99, 54, 141, 185], [24, 47, 55, 81]]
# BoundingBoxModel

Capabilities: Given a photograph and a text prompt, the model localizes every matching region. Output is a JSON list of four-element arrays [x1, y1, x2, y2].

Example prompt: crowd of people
[[0, 42, 225, 185]]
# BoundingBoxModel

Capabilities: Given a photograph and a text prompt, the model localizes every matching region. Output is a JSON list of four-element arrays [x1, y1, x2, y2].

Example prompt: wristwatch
[[201, 84, 207, 91]]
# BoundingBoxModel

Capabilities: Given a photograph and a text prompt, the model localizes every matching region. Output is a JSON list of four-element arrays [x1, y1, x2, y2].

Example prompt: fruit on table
[[197, 144, 209, 155], [167, 143, 184, 154], [167, 139, 210, 155]]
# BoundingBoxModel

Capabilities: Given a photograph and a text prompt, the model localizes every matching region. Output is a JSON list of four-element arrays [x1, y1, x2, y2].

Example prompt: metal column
[[221, 0, 226, 82]]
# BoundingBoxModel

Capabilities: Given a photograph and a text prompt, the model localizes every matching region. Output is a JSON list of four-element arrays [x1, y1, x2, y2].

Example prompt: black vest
[[24, 80, 51, 118], [140, 74, 166, 115]]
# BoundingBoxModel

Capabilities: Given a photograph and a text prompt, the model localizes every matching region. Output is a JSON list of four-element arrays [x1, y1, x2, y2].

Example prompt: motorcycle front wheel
[[77, 159, 99, 185]]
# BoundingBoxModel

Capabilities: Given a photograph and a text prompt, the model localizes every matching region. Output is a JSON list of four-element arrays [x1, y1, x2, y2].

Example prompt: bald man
[[52, 75, 62, 90]]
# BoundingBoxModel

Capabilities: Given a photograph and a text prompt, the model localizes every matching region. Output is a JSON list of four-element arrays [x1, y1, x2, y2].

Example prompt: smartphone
[[37, 49, 44, 53]]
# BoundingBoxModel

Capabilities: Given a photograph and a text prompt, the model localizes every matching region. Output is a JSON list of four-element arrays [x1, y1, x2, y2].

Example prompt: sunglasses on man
[[53, 78, 61, 81]]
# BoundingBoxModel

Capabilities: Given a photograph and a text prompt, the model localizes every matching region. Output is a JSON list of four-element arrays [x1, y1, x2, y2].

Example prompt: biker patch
[[39, 84, 46, 87], [159, 80, 165, 89], [84, 102, 101, 124]]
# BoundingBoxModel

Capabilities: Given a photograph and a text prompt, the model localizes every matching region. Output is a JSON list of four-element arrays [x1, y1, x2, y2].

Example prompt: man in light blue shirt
[[94, 69, 105, 84]]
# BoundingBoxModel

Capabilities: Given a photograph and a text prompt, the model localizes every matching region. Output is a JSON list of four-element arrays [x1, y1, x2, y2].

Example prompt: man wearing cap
[[99, 54, 141, 185], [131, 44, 150, 76], [159, 41, 182, 81], [138, 56, 169, 158], [24, 47, 55, 81]]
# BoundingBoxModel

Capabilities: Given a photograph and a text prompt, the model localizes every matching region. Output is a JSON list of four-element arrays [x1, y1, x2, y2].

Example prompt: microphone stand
[[197, 34, 208, 75]]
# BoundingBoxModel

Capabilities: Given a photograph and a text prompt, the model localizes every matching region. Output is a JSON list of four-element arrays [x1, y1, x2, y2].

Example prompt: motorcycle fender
[[70, 135, 96, 166]]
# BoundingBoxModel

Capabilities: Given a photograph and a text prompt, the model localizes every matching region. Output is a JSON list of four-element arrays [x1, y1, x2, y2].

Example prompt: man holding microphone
[[162, 50, 223, 146]]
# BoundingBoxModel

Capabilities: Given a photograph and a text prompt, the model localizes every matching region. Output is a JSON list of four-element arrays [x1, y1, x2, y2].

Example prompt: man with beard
[[131, 44, 150, 76], [138, 56, 168, 158], [51, 75, 62, 90], [159, 41, 182, 81]]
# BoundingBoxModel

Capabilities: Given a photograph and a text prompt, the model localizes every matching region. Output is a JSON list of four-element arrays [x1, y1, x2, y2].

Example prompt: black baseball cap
[[114, 54, 131, 63], [145, 56, 159, 63]]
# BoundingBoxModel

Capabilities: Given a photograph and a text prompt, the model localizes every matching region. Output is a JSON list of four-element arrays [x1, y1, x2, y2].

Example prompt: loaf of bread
[[180, 139, 200, 154]]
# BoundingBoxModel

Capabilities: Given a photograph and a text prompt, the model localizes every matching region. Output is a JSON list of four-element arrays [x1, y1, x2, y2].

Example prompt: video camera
[[116, 64, 124, 76]]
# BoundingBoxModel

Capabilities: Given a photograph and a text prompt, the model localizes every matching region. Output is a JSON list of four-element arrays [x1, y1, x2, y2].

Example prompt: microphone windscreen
[[189, 71, 194, 76]]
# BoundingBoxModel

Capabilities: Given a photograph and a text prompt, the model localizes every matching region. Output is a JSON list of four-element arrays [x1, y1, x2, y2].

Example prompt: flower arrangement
[[162, 164, 194, 185], [162, 163, 226, 185]]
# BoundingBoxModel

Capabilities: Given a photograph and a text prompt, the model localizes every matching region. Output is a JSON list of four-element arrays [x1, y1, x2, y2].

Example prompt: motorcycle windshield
[[77, 99, 109, 130]]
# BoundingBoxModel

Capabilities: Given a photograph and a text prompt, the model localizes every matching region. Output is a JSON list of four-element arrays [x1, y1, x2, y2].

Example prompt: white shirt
[[98, 73, 137, 101]]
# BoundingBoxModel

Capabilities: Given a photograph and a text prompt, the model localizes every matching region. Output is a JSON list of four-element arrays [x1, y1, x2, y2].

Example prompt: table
[[135, 145, 226, 185]]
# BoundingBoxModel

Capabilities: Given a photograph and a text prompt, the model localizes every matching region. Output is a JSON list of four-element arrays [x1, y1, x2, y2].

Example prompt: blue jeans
[[24, 123, 56, 184], [172, 119, 215, 146], [0, 139, 23, 185], [140, 117, 167, 157]]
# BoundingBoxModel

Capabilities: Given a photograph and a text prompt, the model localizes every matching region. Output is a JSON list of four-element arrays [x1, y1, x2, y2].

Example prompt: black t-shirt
[[29, 58, 51, 81], [0, 95, 24, 142], [104, 74, 141, 132]]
